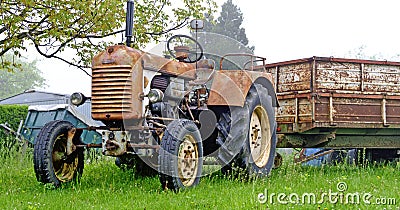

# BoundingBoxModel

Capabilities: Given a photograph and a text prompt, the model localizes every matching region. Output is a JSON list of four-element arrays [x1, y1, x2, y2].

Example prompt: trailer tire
[[33, 120, 84, 187], [217, 84, 276, 177], [159, 119, 203, 191]]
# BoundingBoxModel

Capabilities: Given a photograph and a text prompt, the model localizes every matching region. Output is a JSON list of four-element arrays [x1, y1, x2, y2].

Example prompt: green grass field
[[0, 147, 399, 210]]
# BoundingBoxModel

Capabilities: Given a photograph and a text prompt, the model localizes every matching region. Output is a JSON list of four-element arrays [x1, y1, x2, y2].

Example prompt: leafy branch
[[0, 0, 217, 75]]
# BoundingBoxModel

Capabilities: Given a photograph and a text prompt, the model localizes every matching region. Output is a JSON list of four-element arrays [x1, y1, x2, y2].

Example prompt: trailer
[[22, 104, 102, 145], [265, 56, 400, 154]]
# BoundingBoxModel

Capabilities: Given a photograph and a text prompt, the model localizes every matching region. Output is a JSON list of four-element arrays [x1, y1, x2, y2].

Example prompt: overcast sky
[[32, 0, 400, 96]]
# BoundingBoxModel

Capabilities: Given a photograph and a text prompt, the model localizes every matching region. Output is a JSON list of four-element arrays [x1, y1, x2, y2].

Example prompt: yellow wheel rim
[[249, 105, 272, 168], [52, 134, 79, 182], [177, 134, 199, 187]]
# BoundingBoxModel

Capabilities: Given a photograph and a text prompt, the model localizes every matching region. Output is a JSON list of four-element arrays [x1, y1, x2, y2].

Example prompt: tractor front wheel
[[159, 119, 203, 191]]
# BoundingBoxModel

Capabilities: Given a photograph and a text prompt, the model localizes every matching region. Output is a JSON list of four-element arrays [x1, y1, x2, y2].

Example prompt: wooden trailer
[[265, 56, 400, 150]]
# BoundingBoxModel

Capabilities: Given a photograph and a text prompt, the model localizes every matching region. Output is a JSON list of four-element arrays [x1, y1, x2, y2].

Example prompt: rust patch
[[208, 70, 274, 106], [141, 52, 196, 79]]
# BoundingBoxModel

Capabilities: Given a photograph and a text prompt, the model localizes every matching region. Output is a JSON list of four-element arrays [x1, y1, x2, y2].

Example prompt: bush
[[0, 105, 29, 154]]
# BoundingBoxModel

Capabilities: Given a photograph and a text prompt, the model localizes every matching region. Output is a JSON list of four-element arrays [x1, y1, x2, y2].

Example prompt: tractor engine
[[91, 45, 196, 123], [87, 44, 208, 157]]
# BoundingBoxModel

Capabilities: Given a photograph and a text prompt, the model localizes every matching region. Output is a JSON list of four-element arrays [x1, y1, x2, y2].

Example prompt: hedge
[[0, 105, 29, 143]]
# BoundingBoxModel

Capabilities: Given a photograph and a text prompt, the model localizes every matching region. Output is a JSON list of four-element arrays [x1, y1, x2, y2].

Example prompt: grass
[[0, 146, 399, 210]]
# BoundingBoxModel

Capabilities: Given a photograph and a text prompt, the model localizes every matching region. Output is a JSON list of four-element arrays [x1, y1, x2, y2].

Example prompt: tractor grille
[[91, 65, 133, 120], [150, 75, 170, 92]]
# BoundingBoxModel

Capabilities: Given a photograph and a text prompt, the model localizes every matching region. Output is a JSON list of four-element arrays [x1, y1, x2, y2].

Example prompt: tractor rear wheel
[[241, 84, 277, 176], [159, 119, 203, 191], [33, 120, 84, 187], [217, 84, 276, 177]]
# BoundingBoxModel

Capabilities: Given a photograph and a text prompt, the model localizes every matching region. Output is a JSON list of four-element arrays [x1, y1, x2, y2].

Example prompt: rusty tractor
[[32, 1, 278, 191]]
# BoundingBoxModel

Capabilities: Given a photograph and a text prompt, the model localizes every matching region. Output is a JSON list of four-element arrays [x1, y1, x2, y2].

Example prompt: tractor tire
[[217, 84, 277, 177], [33, 120, 84, 187], [216, 106, 249, 168], [159, 119, 203, 191]]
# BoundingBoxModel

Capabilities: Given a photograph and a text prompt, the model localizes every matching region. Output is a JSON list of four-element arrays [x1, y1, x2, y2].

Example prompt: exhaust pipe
[[125, 0, 134, 47]]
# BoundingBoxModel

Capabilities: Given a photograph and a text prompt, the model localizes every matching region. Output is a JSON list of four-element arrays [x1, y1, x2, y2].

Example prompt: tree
[[0, 0, 217, 73], [214, 0, 252, 49], [0, 54, 46, 99], [193, 0, 254, 69]]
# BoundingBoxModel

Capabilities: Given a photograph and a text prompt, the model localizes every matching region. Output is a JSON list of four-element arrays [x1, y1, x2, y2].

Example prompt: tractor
[[32, 1, 278, 191]]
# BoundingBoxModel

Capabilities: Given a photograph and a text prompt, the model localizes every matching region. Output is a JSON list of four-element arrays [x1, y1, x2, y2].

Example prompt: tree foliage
[[0, 54, 46, 99], [203, 0, 253, 51], [194, 0, 254, 70], [0, 0, 217, 72]]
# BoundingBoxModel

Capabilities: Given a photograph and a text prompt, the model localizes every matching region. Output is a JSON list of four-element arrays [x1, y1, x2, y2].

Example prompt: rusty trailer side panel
[[266, 57, 400, 148]]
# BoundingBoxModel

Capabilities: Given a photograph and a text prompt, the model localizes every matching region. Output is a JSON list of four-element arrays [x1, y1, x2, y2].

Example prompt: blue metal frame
[[21, 107, 102, 145]]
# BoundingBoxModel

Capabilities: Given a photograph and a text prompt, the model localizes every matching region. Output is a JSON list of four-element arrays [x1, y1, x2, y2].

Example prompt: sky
[[30, 0, 400, 96]]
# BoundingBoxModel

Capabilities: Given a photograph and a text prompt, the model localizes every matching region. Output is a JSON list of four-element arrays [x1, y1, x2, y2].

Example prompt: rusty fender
[[208, 70, 278, 107]]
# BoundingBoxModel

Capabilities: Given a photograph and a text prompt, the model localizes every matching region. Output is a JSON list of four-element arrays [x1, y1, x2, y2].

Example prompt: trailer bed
[[266, 57, 400, 148], [22, 104, 102, 144]]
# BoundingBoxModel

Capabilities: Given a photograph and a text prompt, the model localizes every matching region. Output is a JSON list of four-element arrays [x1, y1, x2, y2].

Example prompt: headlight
[[148, 89, 164, 103], [70, 92, 86, 106]]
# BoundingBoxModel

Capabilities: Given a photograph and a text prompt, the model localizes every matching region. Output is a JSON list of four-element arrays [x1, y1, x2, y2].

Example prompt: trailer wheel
[[159, 119, 203, 191], [217, 84, 276, 177], [33, 120, 84, 187]]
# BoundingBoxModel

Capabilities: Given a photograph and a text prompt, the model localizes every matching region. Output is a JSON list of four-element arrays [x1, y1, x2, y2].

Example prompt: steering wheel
[[167, 34, 204, 63]]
